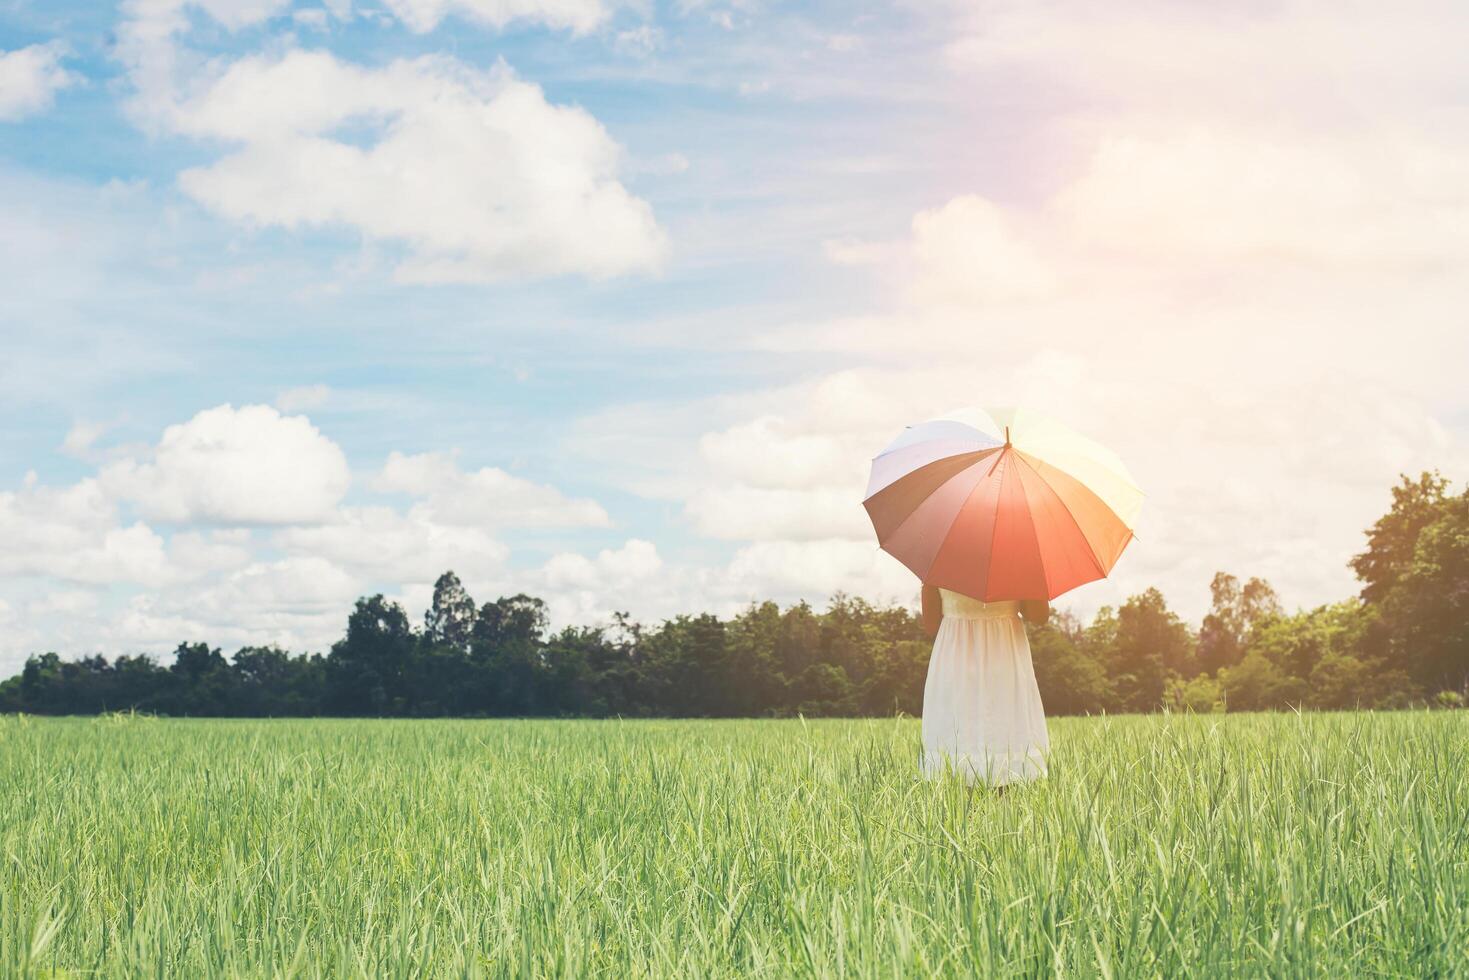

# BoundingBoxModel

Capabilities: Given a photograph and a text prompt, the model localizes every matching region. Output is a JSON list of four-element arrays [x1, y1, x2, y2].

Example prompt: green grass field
[[2, 712, 1466, 977]]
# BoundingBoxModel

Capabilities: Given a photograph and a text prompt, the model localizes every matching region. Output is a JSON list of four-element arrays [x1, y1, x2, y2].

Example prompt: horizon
[[3, 0, 1468, 674]]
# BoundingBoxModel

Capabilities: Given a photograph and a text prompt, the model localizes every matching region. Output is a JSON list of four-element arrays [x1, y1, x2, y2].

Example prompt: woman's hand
[[921, 584, 942, 638], [1019, 599, 1051, 626]]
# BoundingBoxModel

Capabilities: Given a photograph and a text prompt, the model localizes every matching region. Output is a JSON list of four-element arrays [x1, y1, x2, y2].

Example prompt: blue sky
[[1, 0, 1466, 669]]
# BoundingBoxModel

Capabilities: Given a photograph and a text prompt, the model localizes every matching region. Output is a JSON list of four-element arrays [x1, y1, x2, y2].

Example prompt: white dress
[[921, 589, 1049, 786]]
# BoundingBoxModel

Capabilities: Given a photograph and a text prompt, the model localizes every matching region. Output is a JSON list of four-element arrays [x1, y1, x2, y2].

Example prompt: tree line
[[3, 472, 1465, 717]]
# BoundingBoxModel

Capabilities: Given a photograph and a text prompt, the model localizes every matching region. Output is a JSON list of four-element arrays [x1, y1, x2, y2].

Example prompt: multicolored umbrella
[[863, 408, 1142, 601]]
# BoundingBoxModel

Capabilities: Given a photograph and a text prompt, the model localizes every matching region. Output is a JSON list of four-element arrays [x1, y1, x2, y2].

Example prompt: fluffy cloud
[[685, 486, 869, 542], [699, 414, 865, 491], [374, 450, 610, 528], [942, 0, 1465, 121], [685, 407, 874, 542], [908, 195, 1055, 306], [117, 0, 666, 283], [534, 538, 663, 621], [162, 556, 361, 645], [1052, 129, 1469, 274], [541, 538, 661, 589], [168, 529, 255, 575], [100, 404, 350, 525], [0, 43, 79, 121], [0, 477, 174, 587], [89, 556, 361, 655], [174, 53, 663, 282], [722, 539, 915, 604], [274, 505, 511, 584]]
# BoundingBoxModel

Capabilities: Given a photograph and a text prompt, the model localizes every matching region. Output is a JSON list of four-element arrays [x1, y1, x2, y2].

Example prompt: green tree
[[1351, 472, 1469, 693], [1220, 653, 1304, 710], [1248, 600, 1370, 682], [471, 595, 551, 715], [1380, 499, 1469, 692], [725, 602, 790, 715], [776, 602, 821, 680], [1105, 588, 1195, 712], [232, 646, 325, 716], [791, 663, 856, 715], [19, 653, 64, 711], [1030, 623, 1112, 715], [169, 642, 234, 715], [424, 571, 477, 651], [1166, 674, 1224, 713], [640, 614, 730, 716], [1350, 472, 1452, 604], [326, 595, 416, 715], [1198, 573, 1281, 675], [1307, 653, 1373, 710]]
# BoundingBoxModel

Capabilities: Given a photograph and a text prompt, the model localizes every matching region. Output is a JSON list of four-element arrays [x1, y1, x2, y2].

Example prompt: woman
[[920, 584, 1051, 786]]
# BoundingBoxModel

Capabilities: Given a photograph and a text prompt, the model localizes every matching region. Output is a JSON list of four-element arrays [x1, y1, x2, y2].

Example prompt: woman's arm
[[921, 584, 942, 638], [1019, 599, 1051, 626]]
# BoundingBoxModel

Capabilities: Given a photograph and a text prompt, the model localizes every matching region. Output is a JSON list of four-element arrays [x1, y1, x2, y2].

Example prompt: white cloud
[[381, 0, 616, 34], [533, 539, 671, 625], [100, 404, 350, 525], [699, 414, 865, 491], [686, 486, 869, 542], [292, 8, 330, 28], [614, 25, 663, 57], [542, 538, 661, 589], [374, 450, 610, 528], [681, 408, 879, 542], [0, 43, 80, 121], [115, 0, 667, 284], [1052, 128, 1469, 273], [907, 195, 1056, 306], [274, 384, 331, 413], [60, 420, 110, 460], [177, 556, 360, 632], [26, 590, 102, 617], [274, 505, 511, 583], [174, 52, 664, 282], [821, 237, 894, 267], [942, 1, 1466, 122], [723, 539, 913, 604], [169, 528, 254, 574], [0, 478, 175, 587]]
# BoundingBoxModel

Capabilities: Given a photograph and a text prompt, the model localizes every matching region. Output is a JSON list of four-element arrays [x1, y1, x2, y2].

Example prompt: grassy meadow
[[2, 711, 1466, 977]]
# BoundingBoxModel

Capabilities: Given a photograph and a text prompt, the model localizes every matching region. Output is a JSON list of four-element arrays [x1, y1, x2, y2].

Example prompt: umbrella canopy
[[863, 408, 1142, 601]]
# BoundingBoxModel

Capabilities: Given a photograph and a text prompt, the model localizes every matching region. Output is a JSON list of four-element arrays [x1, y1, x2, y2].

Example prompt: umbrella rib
[[1013, 450, 1106, 579], [980, 449, 1010, 601]]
